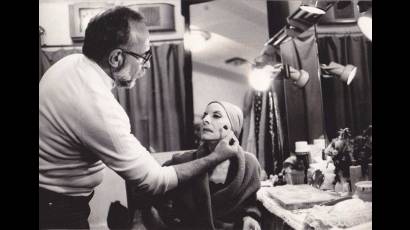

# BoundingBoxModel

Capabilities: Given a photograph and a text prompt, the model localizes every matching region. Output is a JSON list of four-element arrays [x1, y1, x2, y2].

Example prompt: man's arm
[[173, 130, 239, 184]]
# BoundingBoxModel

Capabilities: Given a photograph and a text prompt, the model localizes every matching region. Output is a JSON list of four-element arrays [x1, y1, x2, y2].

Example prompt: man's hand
[[172, 129, 240, 185], [212, 129, 240, 161], [242, 216, 261, 230]]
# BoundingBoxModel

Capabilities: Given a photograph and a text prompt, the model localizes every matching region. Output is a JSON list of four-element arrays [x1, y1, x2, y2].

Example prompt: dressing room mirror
[[187, 0, 269, 128], [314, 0, 372, 140], [284, 0, 372, 145]]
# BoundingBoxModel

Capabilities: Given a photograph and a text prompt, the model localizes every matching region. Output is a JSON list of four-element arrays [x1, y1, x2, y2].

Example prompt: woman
[[149, 101, 262, 230]]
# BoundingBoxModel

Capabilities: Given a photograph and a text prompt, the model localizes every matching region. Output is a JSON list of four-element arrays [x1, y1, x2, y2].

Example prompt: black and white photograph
[[39, 0, 372, 229]]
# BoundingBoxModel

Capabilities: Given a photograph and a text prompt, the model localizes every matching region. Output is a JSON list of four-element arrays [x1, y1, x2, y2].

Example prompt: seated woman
[[148, 101, 262, 230]]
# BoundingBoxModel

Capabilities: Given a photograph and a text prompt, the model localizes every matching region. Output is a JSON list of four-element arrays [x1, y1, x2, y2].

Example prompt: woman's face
[[201, 103, 232, 141]]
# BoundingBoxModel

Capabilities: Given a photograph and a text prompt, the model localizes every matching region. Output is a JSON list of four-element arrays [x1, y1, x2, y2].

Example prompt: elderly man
[[39, 6, 239, 229]]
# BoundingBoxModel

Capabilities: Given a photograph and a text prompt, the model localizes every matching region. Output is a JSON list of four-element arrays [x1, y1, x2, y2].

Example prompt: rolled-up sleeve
[[77, 89, 178, 195]]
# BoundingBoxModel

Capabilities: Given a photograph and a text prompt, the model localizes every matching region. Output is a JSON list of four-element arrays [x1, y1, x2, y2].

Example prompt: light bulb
[[248, 67, 273, 91], [300, 5, 326, 14], [358, 15, 372, 41], [184, 29, 210, 52]]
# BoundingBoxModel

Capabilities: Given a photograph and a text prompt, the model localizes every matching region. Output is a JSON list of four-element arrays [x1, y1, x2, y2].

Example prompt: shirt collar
[[83, 55, 115, 90]]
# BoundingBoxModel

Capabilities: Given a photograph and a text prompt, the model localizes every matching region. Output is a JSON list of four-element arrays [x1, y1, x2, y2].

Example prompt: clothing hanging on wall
[[253, 92, 263, 156], [241, 88, 285, 175], [241, 90, 257, 155], [279, 31, 325, 148], [257, 92, 268, 171]]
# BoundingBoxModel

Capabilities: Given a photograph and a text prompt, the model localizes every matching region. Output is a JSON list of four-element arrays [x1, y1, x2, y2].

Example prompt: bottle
[[349, 160, 362, 193], [295, 154, 309, 184], [274, 173, 286, 186], [294, 141, 310, 184]]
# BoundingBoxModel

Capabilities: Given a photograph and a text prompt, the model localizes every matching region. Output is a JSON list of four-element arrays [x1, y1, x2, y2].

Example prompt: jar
[[355, 181, 372, 202]]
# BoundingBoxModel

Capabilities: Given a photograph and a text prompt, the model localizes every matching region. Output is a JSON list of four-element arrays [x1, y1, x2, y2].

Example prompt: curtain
[[317, 35, 372, 139], [241, 88, 286, 175], [39, 33, 50, 81], [39, 48, 51, 81], [114, 43, 190, 153]]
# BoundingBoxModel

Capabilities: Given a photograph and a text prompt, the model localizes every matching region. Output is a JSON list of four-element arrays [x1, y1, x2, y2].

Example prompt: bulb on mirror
[[248, 66, 275, 91], [300, 0, 336, 15], [249, 64, 309, 90], [300, 5, 326, 15], [357, 8, 372, 41]]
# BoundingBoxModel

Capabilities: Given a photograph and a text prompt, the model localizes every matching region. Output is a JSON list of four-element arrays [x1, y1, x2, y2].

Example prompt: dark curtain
[[39, 33, 50, 81], [113, 43, 189, 152], [317, 35, 372, 139]]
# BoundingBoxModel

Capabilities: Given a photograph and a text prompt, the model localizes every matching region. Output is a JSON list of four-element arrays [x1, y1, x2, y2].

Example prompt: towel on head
[[208, 101, 243, 138]]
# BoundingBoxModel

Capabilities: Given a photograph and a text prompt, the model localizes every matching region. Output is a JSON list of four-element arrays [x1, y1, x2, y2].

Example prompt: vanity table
[[257, 185, 372, 230]]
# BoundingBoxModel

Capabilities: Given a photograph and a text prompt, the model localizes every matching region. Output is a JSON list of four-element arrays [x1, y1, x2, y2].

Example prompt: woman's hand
[[242, 216, 260, 230]]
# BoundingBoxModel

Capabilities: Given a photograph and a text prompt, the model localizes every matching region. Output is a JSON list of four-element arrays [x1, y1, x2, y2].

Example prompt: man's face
[[113, 21, 151, 89], [200, 103, 232, 141]]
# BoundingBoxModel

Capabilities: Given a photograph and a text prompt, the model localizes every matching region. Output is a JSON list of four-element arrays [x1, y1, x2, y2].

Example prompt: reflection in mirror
[[316, 26, 372, 140]]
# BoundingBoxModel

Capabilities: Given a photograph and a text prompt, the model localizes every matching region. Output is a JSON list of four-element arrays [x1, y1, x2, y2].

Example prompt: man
[[39, 6, 239, 229]]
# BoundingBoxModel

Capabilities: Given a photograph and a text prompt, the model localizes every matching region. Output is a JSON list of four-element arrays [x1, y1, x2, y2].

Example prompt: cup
[[355, 181, 372, 202], [349, 165, 362, 193]]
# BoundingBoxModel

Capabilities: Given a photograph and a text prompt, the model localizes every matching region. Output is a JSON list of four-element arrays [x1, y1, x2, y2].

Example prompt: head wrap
[[207, 101, 243, 138]]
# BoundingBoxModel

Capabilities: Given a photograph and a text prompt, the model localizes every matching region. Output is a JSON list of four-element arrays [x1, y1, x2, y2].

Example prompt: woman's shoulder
[[243, 152, 260, 165]]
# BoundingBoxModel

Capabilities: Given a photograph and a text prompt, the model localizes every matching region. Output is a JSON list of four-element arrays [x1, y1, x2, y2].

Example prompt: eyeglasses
[[118, 48, 152, 65]]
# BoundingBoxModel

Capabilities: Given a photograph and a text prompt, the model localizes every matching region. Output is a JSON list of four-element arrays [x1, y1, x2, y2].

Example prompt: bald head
[[126, 20, 150, 54]]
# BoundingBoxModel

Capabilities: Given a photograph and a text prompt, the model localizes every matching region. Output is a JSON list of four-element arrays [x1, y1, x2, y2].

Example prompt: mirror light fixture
[[248, 65, 275, 91], [357, 0, 372, 41], [287, 0, 338, 38], [357, 8, 372, 41], [283, 64, 310, 88], [248, 64, 310, 91], [300, 0, 338, 15], [264, 0, 338, 48], [321, 62, 357, 85]]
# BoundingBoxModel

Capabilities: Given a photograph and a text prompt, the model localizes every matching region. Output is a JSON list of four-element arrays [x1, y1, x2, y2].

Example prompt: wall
[[39, 0, 183, 46], [39, 0, 73, 46], [88, 168, 128, 229]]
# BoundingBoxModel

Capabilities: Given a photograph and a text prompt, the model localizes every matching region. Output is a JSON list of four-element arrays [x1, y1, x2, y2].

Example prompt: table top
[[257, 186, 372, 230], [262, 184, 340, 210], [257, 187, 308, 230]]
